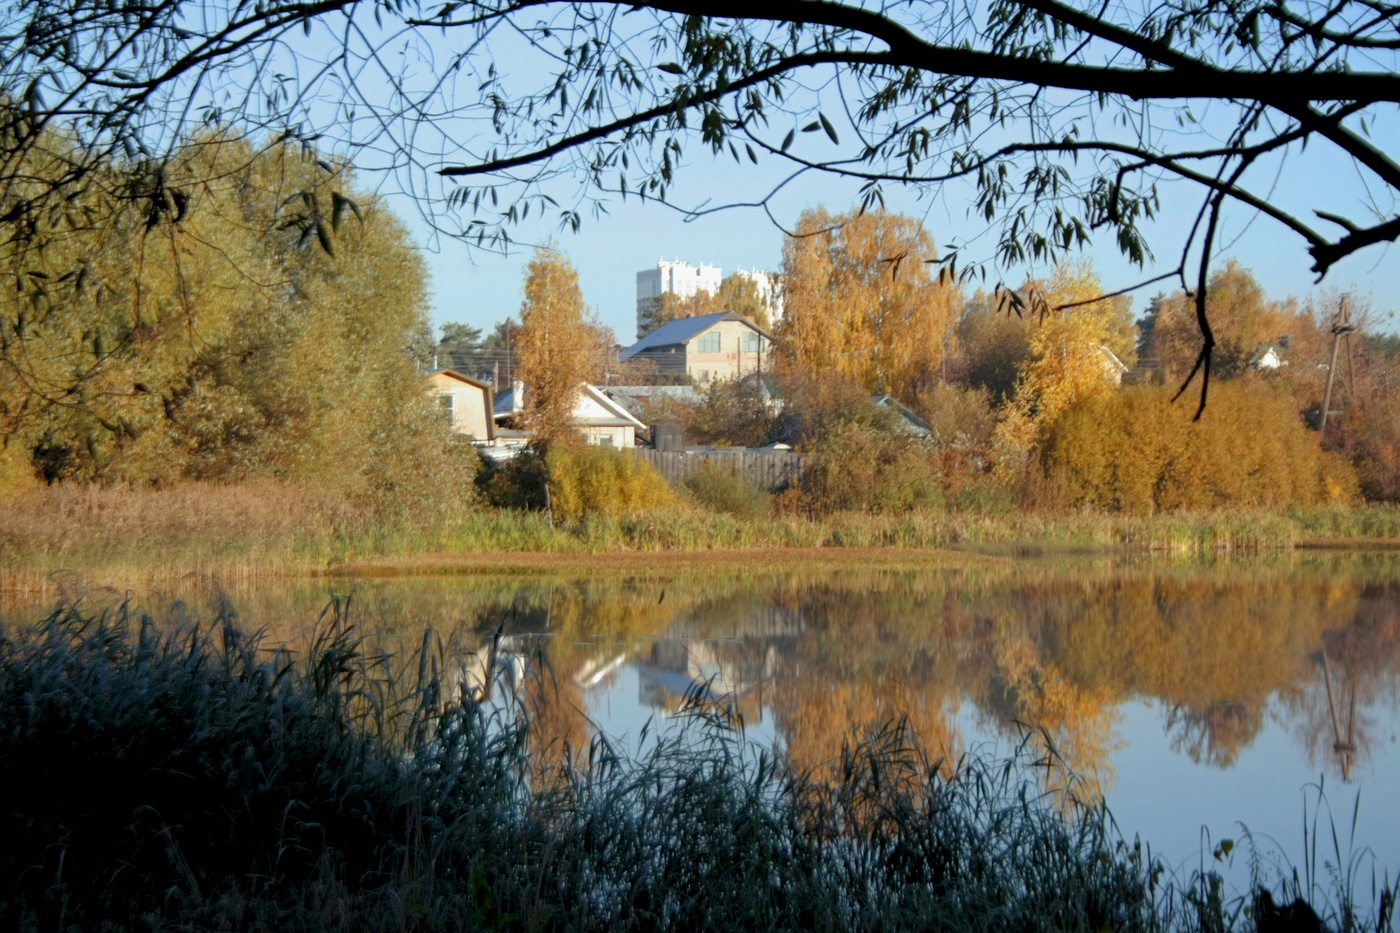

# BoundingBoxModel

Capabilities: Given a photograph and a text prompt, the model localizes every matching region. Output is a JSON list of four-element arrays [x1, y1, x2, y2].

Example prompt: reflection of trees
[[1282, 598, 1400, 782], [987, 634, 1122, 805], [94, 557, 1400, 793], [1165, 701, 1263, 768]]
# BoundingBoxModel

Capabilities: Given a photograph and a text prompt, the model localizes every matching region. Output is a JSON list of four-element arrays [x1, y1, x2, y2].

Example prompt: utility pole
[[1319, 296, 1357, 436]]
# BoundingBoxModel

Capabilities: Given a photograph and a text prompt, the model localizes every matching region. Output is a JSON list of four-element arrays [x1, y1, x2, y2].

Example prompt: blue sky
[[401, 134, 1400, 344]]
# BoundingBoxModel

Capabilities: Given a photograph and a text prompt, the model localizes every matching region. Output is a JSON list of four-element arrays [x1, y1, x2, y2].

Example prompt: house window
[[599, 435, 615, 447], [437, 394, 454, 420], [741, 332, 760, 352], [696, 332, 721, 353]]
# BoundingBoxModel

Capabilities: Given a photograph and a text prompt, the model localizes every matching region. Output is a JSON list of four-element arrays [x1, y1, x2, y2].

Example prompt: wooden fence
[[632, 448, 805, 491]]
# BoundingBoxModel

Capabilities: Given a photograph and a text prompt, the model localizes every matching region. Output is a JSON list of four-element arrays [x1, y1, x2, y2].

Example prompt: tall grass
[[2, 602, 1394, 932], [5, 480, 1400, 596]]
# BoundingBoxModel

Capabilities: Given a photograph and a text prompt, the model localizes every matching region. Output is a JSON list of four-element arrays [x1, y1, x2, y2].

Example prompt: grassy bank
[[4, 481, 1400, 595], [3, 603, 1392, 933]]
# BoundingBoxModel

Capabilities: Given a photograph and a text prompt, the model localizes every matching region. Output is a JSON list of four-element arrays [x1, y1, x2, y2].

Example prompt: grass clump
[[683, 460, 772, 519]]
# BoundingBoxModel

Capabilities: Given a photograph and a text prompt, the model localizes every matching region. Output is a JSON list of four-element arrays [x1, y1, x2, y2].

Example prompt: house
[[493, 381, 647, 448], [620, 312, 774, 384], [872, 395, 931, 438], [428, 369, 495, 441]]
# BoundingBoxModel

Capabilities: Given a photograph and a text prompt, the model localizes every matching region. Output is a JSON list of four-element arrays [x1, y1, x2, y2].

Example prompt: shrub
[[795, 422, 945, 514], [545, 445, 682, 522], [1043, 381, 1358, 513], [683, 460, 771, 519]]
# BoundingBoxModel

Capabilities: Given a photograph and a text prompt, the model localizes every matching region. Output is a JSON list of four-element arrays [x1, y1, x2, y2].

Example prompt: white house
[[492, 381, 647, 448]]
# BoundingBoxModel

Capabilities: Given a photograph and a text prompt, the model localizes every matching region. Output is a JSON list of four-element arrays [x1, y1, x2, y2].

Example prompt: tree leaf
[[781, 129, 795, 152], [819, 112, 839, 144], [315, 219, 335, 257], [657, 62, 685, 75]]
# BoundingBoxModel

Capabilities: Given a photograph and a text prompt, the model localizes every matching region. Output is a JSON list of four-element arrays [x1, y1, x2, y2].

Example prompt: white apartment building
[[730, 267, 784, 325], [635, 259, 722, 337]]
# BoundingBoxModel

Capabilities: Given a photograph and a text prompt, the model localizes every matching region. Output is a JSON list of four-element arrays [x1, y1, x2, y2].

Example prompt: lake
[[11, 549, 1399, 898]]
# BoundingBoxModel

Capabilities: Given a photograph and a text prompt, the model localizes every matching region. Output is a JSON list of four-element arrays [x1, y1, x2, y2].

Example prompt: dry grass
[[0, 480, 363, 599]]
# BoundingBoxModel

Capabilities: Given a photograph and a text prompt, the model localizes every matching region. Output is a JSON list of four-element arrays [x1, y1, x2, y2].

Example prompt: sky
[[397, 130, 1400, 345], [303, 13, 1400, 347]]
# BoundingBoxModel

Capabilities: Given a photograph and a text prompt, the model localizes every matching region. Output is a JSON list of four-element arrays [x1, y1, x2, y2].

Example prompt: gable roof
[[431, 368, 492, 392], [492, 382, 646, 430], [430, 369, 496, 440], [621, 312, 773, 361]]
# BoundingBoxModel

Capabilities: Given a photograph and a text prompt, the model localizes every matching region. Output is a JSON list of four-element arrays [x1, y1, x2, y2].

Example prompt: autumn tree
[[637, 288, 723, 336], [717, 274, 776, 331], [1148, 261, 1326, 386], [992, 262, 1137, 474], [516, 247, 602, 448], [7, 0, 1400, 417], [957, 289, 1034, 405], [779, 207, 962, 401], [0, 131, 471, 520]]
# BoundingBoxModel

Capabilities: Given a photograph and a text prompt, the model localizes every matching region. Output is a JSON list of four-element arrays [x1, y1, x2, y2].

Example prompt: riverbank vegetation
[[2, 128, 1398, 591], [3, 602, 1393, 933]]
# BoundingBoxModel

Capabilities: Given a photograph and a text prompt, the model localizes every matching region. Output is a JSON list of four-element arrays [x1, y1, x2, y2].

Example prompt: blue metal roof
[[620, 312, 767, 361]]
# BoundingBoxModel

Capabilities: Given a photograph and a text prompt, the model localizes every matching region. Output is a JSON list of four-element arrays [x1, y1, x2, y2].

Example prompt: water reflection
[[5, 552, 1399, 871]]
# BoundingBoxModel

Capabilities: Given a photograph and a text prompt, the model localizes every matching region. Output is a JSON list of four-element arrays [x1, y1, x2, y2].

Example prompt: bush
[[1044, 381, 1358, 513], [478, 446, 551, 510], [546, 445, 682, 522], [683, 460, 771, 519], [795, 422, 945, 515]]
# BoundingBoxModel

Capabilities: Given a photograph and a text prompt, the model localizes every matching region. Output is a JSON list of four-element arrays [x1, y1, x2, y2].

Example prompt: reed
[[1, 603, 1393, 932], [5, 481, 1400, 596]]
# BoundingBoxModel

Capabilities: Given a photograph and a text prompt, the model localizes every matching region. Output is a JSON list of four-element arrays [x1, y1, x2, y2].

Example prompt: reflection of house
[[429, 369, 495, 441], [492, 381, 647, 447], [872, 395, 931, 438], [634, 638, 777, 717], [620, 312, 774, 385]]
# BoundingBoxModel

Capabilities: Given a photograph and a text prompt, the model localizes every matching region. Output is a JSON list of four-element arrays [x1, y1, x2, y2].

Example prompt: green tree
[[436, 322, 483, 371], [0, 132, 472, 520], [957, 289, 1033, 405]]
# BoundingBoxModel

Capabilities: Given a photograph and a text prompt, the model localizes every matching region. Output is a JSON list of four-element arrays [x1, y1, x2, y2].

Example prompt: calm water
[[12, 551, 1400, 891]]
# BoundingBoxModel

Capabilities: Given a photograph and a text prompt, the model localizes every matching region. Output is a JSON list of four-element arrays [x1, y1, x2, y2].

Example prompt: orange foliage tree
[[517, 247, 606, 448], [778, 207, 962, 401], [1146, 260, 1327, 387], [992, 262, 1136, 478], [1043, 381, 1357, 512]]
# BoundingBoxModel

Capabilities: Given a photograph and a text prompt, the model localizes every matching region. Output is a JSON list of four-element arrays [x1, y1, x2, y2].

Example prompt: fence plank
[[632, 448, 804, 491]]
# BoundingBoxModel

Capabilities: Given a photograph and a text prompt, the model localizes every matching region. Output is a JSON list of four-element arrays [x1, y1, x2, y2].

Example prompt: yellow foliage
[[517, 247, 602, 449], [545, 447, 681, 522], [1044, 380, 1358, 512], [991, 262, 1136, 479], [778, 207, 962, 400]]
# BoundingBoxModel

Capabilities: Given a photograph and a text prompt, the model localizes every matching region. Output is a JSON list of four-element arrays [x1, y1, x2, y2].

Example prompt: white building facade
[[729, 268, 784, 325], [635, 260, 722, 337]]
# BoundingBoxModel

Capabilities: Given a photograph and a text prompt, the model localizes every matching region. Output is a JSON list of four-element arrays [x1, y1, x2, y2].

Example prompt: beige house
[[493, 381, 646, 448], [620, 311, 773, 384], [429, 369, 495, 441]]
